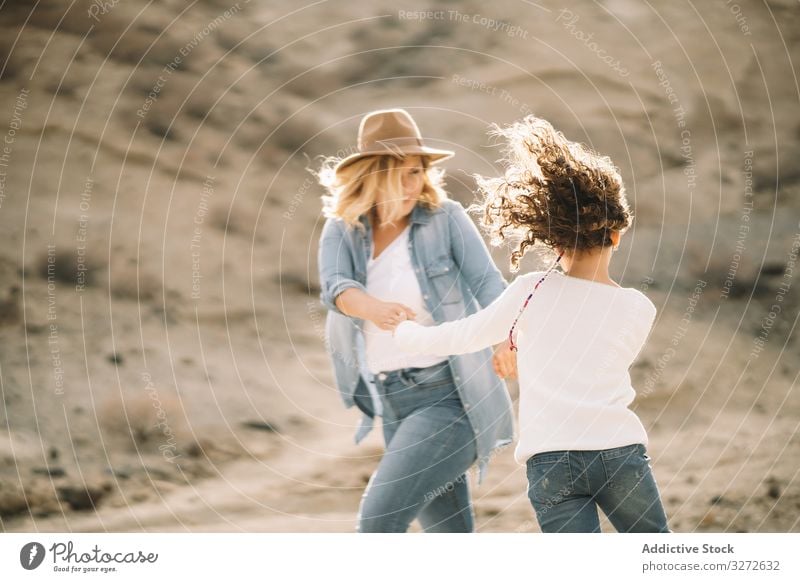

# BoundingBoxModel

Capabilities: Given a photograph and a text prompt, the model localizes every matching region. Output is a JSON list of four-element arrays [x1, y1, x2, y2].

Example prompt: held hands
[[376, 301, 518, 380], [492, 338, 518, 380], [376, 302, 518, 378], [369, 300, 416, 332]]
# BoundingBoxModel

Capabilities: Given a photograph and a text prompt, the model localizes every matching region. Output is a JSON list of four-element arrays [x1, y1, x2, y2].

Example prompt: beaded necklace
[[508, 250, 565, 352]]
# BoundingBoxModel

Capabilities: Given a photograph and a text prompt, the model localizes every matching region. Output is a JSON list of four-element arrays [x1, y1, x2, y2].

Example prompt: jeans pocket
[[403, 365, 453, 390], [600, 443, 643, 461], [603, 446, 650, 491], [410, 377, 453, 390], [526, 453, 573, 505]]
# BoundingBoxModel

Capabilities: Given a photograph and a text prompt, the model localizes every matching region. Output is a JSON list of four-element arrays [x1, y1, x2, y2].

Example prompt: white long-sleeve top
[[394, 269, 657, 464]]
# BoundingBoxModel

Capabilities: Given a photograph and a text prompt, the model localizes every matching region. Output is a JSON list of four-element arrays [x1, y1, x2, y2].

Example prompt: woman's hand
[[368, 301, 415, 331], [492, 339, 518, 380], [334, 289, 415, 330]]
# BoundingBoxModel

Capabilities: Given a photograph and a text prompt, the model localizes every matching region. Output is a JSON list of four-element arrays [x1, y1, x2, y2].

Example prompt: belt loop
[[374, 372, 387, 394], [399, 369, 414, 389]]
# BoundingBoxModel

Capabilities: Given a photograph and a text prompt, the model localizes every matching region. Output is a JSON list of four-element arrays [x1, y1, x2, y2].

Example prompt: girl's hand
[[492, 339, 518, 380], [368, 301, 415, 331], [389, 317, 405, 337]]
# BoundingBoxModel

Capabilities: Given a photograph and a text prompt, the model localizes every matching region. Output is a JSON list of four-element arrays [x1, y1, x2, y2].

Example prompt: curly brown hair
[[472, 115, 632, 272]]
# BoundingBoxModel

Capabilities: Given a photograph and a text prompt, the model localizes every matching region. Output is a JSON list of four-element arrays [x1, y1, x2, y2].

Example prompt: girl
[[316, 109, 516, 532], [392, 115, 670, 533]]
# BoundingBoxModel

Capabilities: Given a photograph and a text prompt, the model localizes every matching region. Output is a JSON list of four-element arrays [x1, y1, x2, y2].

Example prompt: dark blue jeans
[[357, 361, 478, 533], [526, 443, 670, 532]]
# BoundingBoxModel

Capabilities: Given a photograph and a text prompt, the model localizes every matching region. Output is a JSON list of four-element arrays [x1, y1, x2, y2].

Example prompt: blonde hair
[[316, 155, 448, 229]]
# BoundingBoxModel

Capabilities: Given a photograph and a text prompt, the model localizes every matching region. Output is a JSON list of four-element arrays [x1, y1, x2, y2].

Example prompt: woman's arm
[[318, 218, 415, 326], [394, 274, 533, 357], [318, 218, 366, 316], [444, 201, 519, 376], [446, 200, 507, 307]]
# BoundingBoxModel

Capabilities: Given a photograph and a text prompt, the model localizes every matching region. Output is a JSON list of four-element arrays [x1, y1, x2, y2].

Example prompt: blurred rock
[[57, 481, 113, 511]]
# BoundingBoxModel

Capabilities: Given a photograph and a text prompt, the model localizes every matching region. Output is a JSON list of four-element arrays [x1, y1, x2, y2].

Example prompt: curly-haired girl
[[391, 115, 670, 533]]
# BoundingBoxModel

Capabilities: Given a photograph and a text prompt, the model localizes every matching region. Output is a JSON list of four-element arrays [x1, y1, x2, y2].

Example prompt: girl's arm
[[394, 274, 534, 357]]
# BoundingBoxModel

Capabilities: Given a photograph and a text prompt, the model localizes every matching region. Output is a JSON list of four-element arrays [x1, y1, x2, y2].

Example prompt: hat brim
[[334, 145, 454, 174]]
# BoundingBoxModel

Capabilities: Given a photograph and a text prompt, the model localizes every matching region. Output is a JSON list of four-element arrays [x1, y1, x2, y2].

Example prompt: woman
[[316, 109, 516, 533], [392, 115, 670, 532]]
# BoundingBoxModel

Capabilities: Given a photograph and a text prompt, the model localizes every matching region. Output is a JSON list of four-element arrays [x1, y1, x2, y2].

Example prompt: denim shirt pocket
[[425, 256, 463, 305]]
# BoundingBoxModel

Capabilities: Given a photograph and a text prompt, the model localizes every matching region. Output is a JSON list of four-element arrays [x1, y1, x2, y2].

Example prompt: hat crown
[[358, 109, 423, 151], [332, 108, 454, 174]]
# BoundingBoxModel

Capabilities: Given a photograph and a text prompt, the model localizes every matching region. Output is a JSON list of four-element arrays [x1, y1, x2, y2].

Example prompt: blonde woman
[[316, 109, 515, 532]]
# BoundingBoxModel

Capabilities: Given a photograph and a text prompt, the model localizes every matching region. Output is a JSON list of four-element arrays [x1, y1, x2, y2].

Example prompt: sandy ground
[[0, 0, 798, 533]]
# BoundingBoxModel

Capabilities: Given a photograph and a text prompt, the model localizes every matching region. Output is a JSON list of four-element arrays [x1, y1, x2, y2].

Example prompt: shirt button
[[464, 404, 471, 411], [454, 375, 460, 381], [423, 294, 429, 300], [377, 373, 386, 381]]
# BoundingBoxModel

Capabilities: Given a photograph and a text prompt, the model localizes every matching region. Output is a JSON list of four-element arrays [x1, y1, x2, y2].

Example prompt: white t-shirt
[[363, 225, 448, 375], [395, 269, 657, 463]]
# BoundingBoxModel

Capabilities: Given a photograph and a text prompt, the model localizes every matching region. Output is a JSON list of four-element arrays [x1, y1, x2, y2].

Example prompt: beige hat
[[334, 108, 454, 174]]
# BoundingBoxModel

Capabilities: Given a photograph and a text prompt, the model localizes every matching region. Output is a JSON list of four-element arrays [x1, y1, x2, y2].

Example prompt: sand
[[0, 0, 798, 533]]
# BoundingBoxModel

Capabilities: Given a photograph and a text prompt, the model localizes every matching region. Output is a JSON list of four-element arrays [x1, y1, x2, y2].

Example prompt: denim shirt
[[317, 198, 515, 484]]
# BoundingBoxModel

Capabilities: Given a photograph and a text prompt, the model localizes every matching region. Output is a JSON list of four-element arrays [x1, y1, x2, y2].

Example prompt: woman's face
[[396, 156, 425, 218]]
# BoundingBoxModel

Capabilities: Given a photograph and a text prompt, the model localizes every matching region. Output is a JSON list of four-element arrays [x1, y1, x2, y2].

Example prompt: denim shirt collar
[[409, 202, 433, 225], [357, 202, 433, 234]]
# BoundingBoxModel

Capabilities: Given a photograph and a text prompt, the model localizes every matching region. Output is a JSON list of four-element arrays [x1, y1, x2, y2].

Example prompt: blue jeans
[[526, 444, 670, 532], [357, 361, 478, 532]]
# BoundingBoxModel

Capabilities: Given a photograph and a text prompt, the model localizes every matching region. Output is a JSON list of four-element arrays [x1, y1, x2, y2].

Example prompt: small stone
[[129, 491, 150, 503], [32, 466, 66, 478], [186, 441, 205, 458], [766, 480, 781, 500], [241, 420, 279, 433], [108, 353, 124, 365], [142, 466, 171, 481], [151, 480, 178, 494], [57, 482, 112, 511], [700, 510, 716, 527], [104, 466, 131, 480], [25, 320, 47, 334]]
